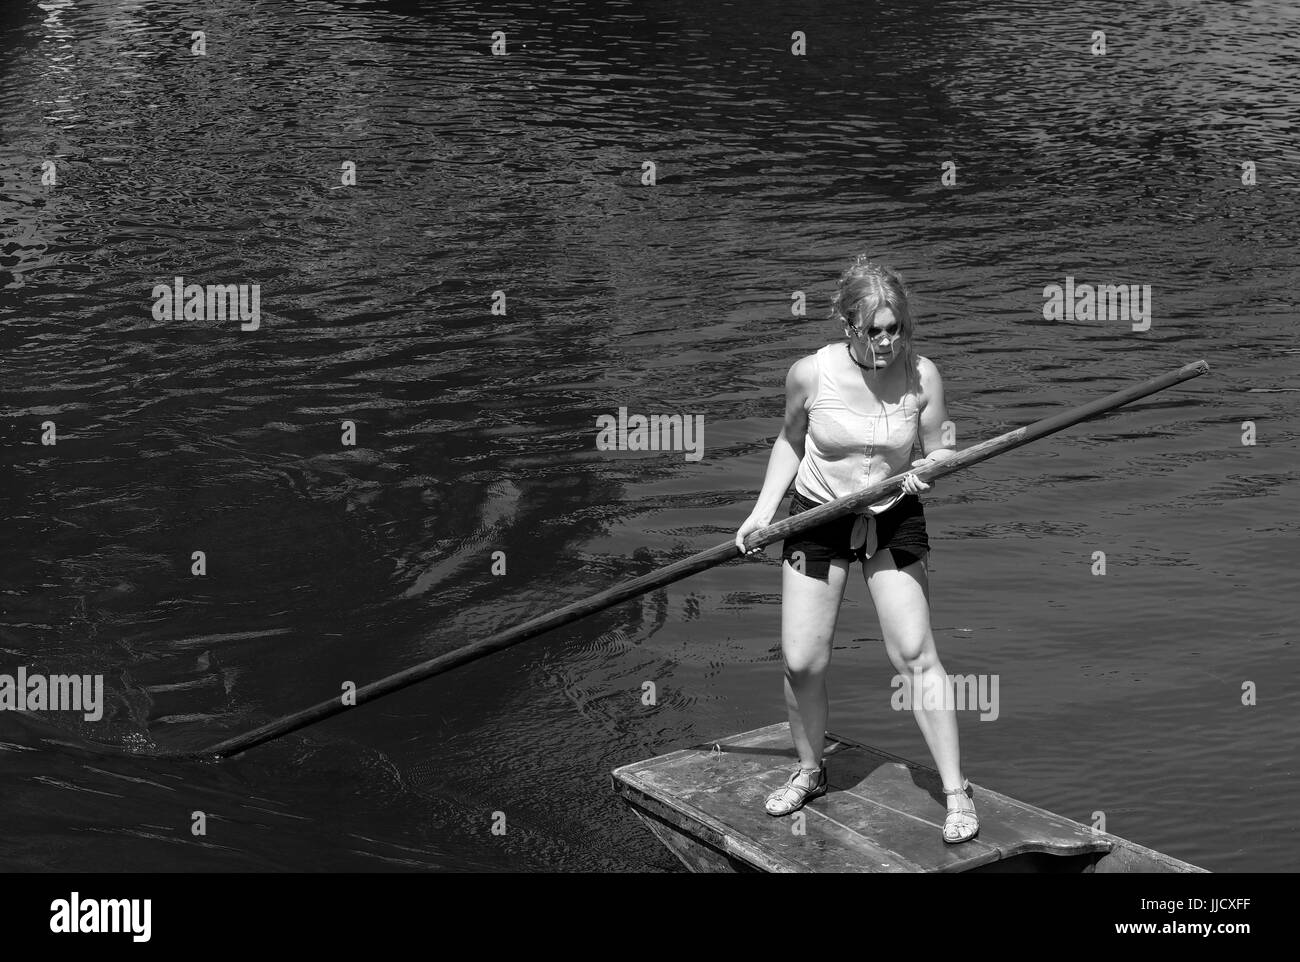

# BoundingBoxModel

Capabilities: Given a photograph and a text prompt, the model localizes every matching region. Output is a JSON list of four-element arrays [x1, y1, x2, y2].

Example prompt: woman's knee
[[888, 634, 938, 674], [783, 648, 830, 682]]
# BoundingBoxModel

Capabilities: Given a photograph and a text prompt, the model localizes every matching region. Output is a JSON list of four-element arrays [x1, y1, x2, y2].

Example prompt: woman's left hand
[[901, 457, 937, 495]]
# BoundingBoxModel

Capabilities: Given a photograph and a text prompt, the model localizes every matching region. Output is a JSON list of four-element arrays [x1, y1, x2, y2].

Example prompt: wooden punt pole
[[192, 360, 1209, 759]]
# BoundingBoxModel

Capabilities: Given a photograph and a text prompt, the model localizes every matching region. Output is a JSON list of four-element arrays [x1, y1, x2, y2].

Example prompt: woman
[[733, 256, 977, 844]]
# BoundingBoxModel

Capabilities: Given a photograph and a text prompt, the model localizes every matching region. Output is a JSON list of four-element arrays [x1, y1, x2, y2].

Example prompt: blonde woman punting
[[734, 256, 977, 844]]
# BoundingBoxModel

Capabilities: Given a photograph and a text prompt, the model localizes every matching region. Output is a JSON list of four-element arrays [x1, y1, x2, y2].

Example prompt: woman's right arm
[[734, 355, 817, 555]]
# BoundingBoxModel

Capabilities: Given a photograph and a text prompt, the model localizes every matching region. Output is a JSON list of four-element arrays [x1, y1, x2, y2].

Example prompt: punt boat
[[612, 722, 1206, 873]]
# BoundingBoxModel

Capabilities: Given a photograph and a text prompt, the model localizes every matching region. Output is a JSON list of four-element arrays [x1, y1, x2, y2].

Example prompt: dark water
[[1, 0, 1297, 872]]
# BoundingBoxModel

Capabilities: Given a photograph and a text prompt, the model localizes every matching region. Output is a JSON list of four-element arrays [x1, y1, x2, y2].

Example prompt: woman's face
[[849, 306, 902, 369]]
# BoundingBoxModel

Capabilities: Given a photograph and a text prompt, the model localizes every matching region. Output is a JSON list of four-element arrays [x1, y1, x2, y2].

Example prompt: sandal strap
[[766, 787, 810, 812], [765, 766, 827, 811]]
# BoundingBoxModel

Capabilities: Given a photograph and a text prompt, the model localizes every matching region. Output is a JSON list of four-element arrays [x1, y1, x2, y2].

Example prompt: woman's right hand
[[735, 512, 773, 558]]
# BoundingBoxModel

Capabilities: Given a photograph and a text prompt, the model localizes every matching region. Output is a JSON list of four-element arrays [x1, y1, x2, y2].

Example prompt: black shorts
[[780, 489, 930, 580]]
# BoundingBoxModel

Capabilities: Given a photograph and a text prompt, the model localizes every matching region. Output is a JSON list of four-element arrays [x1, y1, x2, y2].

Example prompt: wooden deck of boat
[[612, 722, 1205, 873]]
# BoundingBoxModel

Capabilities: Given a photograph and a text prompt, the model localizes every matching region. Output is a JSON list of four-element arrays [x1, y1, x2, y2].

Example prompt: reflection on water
[[1, 0, 1297, 871]]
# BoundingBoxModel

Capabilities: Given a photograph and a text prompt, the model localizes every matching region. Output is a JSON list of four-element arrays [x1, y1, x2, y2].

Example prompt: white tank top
[[793, 343, 921, 516]]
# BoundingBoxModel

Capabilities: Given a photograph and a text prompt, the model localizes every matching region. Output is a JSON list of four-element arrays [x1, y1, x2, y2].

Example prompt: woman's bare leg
[[863, 552, 966, 794], [781, 557, 849, 768]]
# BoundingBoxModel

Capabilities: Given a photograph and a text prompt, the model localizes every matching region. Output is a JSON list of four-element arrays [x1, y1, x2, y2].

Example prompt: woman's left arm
[[902, 356, 955, 494]]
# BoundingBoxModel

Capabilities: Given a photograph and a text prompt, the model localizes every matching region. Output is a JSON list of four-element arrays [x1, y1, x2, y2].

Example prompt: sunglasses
[[847, 320, 901, 343]]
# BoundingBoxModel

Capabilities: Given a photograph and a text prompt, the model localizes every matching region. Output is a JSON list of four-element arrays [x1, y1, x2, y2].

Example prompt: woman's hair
[[829, 255, 919, 389]]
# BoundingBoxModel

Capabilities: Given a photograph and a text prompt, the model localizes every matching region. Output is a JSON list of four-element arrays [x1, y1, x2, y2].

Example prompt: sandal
[[942, 779, 979, 844], [765, 764, 827, 817]]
